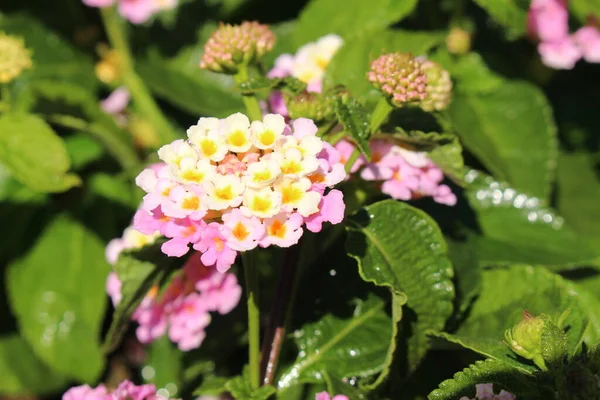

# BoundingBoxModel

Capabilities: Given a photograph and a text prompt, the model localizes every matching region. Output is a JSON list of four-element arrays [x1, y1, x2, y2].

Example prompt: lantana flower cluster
[[0, 31, 32, 83], [337, 139, 457, 206], [106, 227, 242, 351], [460, 383, 516, 400], [133, 113, 346, 272], [82, 0, 176, 24], [315, 392, 349, 400], [63, 380, 163, 400], [528, 0, 600, 69]]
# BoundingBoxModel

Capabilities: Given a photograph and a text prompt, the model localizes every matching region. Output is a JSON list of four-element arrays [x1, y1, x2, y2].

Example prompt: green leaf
[[278, 296, 393, 391], [431, 265, 590, 373], [428, 137, 465, 185], [0, 334, 68, 395], [449, 81, 557, 200], [324, 371, 366, 399], [295, 0, 418, 44], [556, 152, 600, 247], [430, 51, 504, 94], [465, 170, 600, 269], [103, 242, 183, 353], [64, 133, 104, 171], [471, 0, 528, 39], [0, 14, 97, 90], [144, 336, 182, 393], [138, 48, 243, 118], [568, 274, 600, 346], [570, 0, 600, 22], [237, 76, 307, 95], [428, 359, 540, 400], [7, 215, 110, 382], [335, 97, 371, 159], [346, 200, 454, 371], [446, 237, 482, 315], [192, 375, 229, 396], [0, 113, 80, 193], [325, 30, 446, 100], [226, 371, 276, 400]]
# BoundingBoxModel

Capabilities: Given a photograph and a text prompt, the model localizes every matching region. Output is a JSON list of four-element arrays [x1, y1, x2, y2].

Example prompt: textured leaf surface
[[472, 0, 528, 39], [449, 82, 557, 200], [103, 242, 183, 352], [7, 215, 110, 382], [346, 200, 454, 371], [465, 170, 599, 269], [325, 30, 445, 99], [295, 0, 418, 44], [431, 265, 591, 373], [0, 114, 80, 192], [278, 296, 393, 390], [335, 98, 371, 159], [428, 359, 540, 400], [556, 152, 600, 247], [0, 335, 68, 395]]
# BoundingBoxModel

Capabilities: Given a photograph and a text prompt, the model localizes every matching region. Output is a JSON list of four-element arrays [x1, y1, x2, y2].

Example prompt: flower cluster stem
[[242, 251, 261, 389], [100, 7, 178, 145], [370, 96, 393, 132], [235, 66, 263, 121], [345, 148, 361, 174]]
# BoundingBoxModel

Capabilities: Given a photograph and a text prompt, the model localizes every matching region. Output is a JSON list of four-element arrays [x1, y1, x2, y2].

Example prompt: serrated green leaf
[[226, 372, 276, 400], [138, 48, 243, 118], [556, 152, 600, 247], [465, 170, 600, 269], [295, 0, 418, 44], [428, 359, 540, 400], [335, 98, 371, 159], [472, 0, 528, 39], [0, 334, 68, 396], [346, 200, 454, 371], [278, 296, 393, 391], [237, 76, 307, 95], [431, 265, 590, 373], [0, 113, 80, 193], [7, 215, 110, 382], [449, 81, 557, 200], [103, 242, 183, 353], [325, 30, 446, 100], [324, 371, 366, 399]]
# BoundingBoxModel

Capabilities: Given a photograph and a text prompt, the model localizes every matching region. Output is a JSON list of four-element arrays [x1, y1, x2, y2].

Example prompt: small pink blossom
[[221, 208, 265, 251], [63, 384, 108, 400], [527, 0, 569, 42], [315, 392, 349, 400], [82, 0, 114, 6], [305, 189, 345, 233], [260, 213, 304, 247], [108, 380, 157, 400], [162, 217, 204, 257], [459, 383, 516, 400], [193, 222, 238, 272], [573, 26, 600, 63], [106, 272, 123, 306], [334, 140, 365, 174], [100, 86, 130, 115], [117, 0, 157, 24], [538, 36, 582, 69], [168, 293, 211, 351]]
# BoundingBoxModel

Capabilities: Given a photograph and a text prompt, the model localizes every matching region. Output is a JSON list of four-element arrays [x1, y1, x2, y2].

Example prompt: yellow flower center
[[281, 161, 302, 175], [259, 130, 276, 146], [182, 196, 200, 210], [228, 130, 247, 148], [215, 186, 234, 201], [232, 222, 250, 241], [251, 196, 272, 213], [268, 220, 287, 238], [181, 169, 205, 183], [281, 185, 303, 205], [200, 139, 218, 157], [213, 236, 224, 251]]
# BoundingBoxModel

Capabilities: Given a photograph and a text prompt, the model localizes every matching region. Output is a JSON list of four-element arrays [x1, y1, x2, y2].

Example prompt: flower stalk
[[242, 251, 261, 389]]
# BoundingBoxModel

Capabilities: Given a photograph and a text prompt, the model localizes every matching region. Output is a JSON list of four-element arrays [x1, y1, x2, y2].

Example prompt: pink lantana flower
[[193, 222, 238, 272], [63, 384, 108, 400], [315, 392, 349, 400], [221, 208, 265, 251], [260, 213, 304, 247], [305, 189, 345, 233], [527, 0, 569, 42], [573, 26, 600, 63], [82, 0, 177, 24], [538, 37, 582, 69]]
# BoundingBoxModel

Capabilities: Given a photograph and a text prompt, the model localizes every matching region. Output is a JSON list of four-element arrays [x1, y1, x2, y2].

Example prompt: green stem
[[100, 7, 178, 144], [235, 65, 263, 121], [369, 97, 393, 132], [242, 251, 261, 389], [46, 113, 140, 172], [324, 129, 347, 146], [345, 147, 361, 174]]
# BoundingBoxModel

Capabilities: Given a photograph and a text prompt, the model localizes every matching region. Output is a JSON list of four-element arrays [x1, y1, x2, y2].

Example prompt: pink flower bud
[[200, 21, 276, 74], [367, 52, 427, 108]]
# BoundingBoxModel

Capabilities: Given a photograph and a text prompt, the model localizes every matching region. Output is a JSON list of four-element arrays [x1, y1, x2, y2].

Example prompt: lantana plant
[[2, 0, 600, 400]]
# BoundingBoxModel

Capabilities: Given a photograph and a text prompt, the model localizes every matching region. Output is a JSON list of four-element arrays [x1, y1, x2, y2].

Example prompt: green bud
[[446, 27, 471, 55], [540, 314, 568, 369], [286, 90, 335, 122], [504, 310, 547, 370]]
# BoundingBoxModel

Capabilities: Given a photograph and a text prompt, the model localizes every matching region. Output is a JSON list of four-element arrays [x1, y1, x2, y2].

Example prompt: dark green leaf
[[431, 265, 590, 373], [428, 359, 540, 400], [0, 113, 80, 192], [446, 237, 482, 315], [346, 200, 454, 371], [278, 296, 393, 391], [144, 336, 182, 393], [295, 0, 418, 43], [428, 137, 465, 185], [430, 51, 504, 94], [449, 81, 557, 200], [325, 30, 446, 100], [226, 372, 276, 400], [7, 215, 110, 382], [192, 375, 229, 396], [0, 334, 68, 395], [64, 133, 104, 170], [335, 97, 371, 159], [103, 242, 183, 353], [471, 0, 528, 39], [465, 170, 600, 269], [324, 371, 366, 399]]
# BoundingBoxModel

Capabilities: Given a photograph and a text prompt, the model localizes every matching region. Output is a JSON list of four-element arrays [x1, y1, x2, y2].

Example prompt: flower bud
[[200, 21, 275, 74], [504, 310, 546, 370], [95, 47, 121, 84], [446, 27, 472, 55], [0, 32, 32, 83], [286, 90, 335, 122], [419, 60, 453, 112], [367, 52, 427, 108]]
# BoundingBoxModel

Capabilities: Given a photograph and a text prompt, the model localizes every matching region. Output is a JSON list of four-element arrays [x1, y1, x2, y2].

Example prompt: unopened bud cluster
[[420, 60, 453, 112], [286, 90, 336, 122], [200, 21, 275, 74], [367, 52, 427, 108], [0, 32, 32, 83]]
